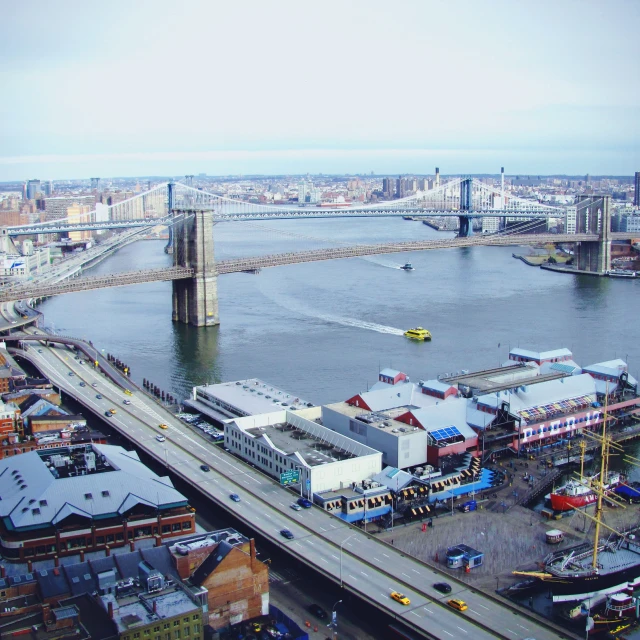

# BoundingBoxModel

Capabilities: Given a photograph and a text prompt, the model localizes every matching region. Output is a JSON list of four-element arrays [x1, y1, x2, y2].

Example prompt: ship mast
[[592, 389, 611, 569]]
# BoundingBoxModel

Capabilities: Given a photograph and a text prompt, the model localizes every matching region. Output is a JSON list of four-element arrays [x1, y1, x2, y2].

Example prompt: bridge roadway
[[0, 231, 617, 304], [13, 332, 572, 640]]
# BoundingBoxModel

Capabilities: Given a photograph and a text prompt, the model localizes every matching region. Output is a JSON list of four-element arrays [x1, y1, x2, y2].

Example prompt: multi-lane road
[[13, 332, 573, 640]]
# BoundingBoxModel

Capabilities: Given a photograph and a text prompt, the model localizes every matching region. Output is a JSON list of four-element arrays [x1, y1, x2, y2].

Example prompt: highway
[[13, 332, 573, 640]]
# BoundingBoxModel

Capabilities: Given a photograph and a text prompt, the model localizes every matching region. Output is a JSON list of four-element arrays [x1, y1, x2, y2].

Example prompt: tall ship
[[519, 403, 640, 603]]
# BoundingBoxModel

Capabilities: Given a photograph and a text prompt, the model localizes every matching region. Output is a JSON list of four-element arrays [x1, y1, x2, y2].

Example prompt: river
[[39, 216, 639, 421]]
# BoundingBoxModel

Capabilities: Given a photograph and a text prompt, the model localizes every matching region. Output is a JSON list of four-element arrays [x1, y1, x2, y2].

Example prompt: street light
[[328, 599, 343, 640], [339, 534, 355, 588]]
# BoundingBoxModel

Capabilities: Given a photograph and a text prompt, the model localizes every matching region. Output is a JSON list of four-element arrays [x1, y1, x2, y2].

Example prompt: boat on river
[[400, 262, 414, 271], [404, 327, 431, 341]]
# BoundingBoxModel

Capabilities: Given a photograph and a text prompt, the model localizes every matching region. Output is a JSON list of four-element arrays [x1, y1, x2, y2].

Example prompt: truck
[[458, 500, 477, 513]]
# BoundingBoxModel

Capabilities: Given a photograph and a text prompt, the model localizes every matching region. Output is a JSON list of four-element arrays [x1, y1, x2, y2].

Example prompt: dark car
[[79, 382, 86, 387], [434, 582, 452, 594], [104, 411, 112, 417], [229, 494, 241, 502], [280, 529, 294, 540], [297, 497, 313, 509], [96, 394, 103, 399], [200, 465, 210, 472], [307, 603, 327, 619]]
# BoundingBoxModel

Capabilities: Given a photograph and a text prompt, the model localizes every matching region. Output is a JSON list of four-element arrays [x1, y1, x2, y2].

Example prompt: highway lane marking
[[319, 526, 327, 531], [278, 502, 285, 506], [469, 609, 481, 616], [423, 607, 434, 614], [320, 557, 328, 564], [410, 611, 421, 618], [373, 557, 382, 563], [412, 569, 420, 574], [441, 631, 453, 637], [360, 571, 368, 577], [517, 624, 529, 631], [476, 603, 489, 610], [506, 629, 517, 636], [402, 572, 411, 578], [264, 514, 272, 519], [331, 555, 339, 560], [382, 553, 390, 558], [348, 574, 357, 581], [456, 627, 467, 634], [306, 541, 315, 546]]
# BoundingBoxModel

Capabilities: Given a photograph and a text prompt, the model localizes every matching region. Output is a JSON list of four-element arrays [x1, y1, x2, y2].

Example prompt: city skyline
[[1, 0, 639, 179]]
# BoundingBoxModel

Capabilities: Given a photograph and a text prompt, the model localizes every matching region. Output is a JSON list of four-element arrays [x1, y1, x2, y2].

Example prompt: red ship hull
[[550, 491, 598, 512]]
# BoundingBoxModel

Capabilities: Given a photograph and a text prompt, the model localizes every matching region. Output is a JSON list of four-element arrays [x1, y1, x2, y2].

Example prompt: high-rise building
[[90, 177, 100, 190], [66, 203, 93, 241], [42, 181, 53, 196], [26, 179, 41, 200], [185, 175, 194, 187], [435, 167, 440, 188], [382, 177, 393, 198], [634, 172, 640, 207], [44, 195, 96, 221], [298, 181, 307, 204]]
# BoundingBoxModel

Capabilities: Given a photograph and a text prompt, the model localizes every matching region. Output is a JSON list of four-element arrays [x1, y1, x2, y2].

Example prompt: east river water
[[39, 217, 640, 456]]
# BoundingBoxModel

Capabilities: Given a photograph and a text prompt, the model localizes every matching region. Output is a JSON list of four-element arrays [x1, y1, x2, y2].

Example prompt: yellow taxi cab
[[390, 591, 410, 606], [159, 423, 168, 430], [108, 408, 117, 415], [124, 389, 133, 396], [447, 599, 468, 611]]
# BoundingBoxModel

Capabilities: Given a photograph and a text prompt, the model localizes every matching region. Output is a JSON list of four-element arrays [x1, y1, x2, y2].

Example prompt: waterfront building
[[187, 378, 313, 425], [224, 408, 382, 498], [0, 443, 195, 561]]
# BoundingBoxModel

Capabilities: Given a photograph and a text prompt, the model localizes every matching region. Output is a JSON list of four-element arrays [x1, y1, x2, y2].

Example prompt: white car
[[156, 435, 166, 442]]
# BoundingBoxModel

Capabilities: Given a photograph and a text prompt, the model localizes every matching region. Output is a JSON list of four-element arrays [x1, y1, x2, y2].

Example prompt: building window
[[134, 634, 140, 639], [192, 615, 198, 621], [182, 521, 191, 530], [174, 621, 180, 627], [174, 631, 180, 639]]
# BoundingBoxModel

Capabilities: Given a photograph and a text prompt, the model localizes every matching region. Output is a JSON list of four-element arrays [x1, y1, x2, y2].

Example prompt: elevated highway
[[12, 331, 573, 640]]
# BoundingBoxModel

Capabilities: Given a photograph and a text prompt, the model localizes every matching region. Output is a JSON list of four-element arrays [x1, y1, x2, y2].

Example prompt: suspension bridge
[[0, 180, 623, 326]]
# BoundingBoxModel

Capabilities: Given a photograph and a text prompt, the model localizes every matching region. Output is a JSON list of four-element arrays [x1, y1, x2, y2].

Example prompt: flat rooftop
[[194, 378, 314, 416], [245, 421, 358, 466], [326, 402, 423, 438], [441, 363, 570, 394]]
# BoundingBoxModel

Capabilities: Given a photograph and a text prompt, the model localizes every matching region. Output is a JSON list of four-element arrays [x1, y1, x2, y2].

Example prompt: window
[[184, 628, 190, 637], [154, 627, 160, 633], [182, 521, 191, 530], [133, 634, 140, 639], [174, 631, 180, 639], [173, 621, 180, 627], [84, 493, 93, 500], [192, 615, 198, 621]]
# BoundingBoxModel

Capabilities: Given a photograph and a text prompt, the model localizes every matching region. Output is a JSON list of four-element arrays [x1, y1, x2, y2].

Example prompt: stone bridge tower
[[172, 208, 219, 326], [574, 195, 611, 274]]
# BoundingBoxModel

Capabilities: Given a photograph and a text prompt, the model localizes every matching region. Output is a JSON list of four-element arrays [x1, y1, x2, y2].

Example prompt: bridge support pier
[[458, 178, 473, 237], [574, 195, 611, 274], [458, 215, 473, 237], [172, 209, 219, 327]]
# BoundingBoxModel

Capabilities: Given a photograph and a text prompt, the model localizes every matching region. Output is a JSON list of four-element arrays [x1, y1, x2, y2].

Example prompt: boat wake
[[260, 286, 404, 335]]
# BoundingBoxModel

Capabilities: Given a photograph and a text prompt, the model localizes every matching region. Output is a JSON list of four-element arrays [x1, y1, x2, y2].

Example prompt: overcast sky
[[1, 0, 639, 180]]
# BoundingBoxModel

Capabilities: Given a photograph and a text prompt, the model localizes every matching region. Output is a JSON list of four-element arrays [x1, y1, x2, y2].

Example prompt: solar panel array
[[430, 426, 462, 441]]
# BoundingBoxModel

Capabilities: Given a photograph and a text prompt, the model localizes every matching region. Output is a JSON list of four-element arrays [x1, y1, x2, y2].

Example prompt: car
[[290, 503, 302, 511], [229, 494, 241, 502], [123, 399, 131, 405], [104, 411, 112, 417], [109, 408, 116, 415], [307, 604, 327, 619], [38, 349, 43, 353], [280, 529, 294, 540], [200, 465, 210, 472], [79, 382, 86, 387], [297, 497, 313, 509], [156, 435, 166, 442], [159, 423, 168, 429], [124, 389, 133, 396], [92, 382, 98, 388], [447, 599, 468, 611], [96, 394, 103, 399], [434, 582, 452, 594], [390, 591, 410, 606], [68, 372, 74, 377]]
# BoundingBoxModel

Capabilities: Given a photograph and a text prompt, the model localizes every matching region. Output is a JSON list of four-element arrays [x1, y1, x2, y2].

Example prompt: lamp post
[[339, 534, 355, 588], [329, 599, 343, 640]]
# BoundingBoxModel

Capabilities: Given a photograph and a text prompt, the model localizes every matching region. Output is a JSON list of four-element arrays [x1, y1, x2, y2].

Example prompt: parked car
[[307, 604, 327, 619], [390, 591, 410, 606], [280, 529, 294, 540], [434, 582, 452, 594]]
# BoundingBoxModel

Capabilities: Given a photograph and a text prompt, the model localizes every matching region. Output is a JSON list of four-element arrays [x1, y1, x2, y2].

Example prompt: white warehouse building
[[224, 408, 382, 497]]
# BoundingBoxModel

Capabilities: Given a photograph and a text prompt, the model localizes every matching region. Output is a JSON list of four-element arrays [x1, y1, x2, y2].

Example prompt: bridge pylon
[[458, 178, 473, 237], [172, 208, 219, 327], [574, 195, 611, 274]]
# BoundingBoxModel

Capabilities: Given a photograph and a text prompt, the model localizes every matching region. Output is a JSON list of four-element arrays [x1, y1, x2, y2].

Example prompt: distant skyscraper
[[185, 175, 194, 187], [26, 179, 41, 200], [435, 167, 440, 188], [43, 181, 53, 196], [634, 172, 640, 207], [382, 178, 393, 198], [298, 182, 307, 204], [90, 177, 101, 191]]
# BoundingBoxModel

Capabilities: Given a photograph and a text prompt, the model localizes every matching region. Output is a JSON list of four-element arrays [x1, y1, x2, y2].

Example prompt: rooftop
[[326, 401, 424, 438]]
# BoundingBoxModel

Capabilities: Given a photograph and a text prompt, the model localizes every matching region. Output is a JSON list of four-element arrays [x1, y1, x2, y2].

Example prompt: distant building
[[635, 172, 640, 207], [26, 179, 41, 200], [45, 195, 96, 221], [66, 203, 93, 241], [90, 177, 101, 191]]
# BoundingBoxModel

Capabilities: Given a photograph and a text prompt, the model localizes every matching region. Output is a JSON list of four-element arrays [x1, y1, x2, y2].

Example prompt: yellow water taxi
[[404, 327, 431, 341]]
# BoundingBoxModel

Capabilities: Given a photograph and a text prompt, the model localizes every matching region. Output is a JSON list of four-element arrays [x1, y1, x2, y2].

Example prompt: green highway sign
[[280, 469, 300, 485]]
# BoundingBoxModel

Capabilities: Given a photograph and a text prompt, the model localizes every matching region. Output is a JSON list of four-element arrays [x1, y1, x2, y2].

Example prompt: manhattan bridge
[[0, 178, 629, 326]]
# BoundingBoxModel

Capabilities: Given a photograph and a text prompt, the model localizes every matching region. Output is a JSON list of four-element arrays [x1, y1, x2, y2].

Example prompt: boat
[[587, 590, 639, 636], [548, 471, 621, 512], [517, 398, 640, 603], [607, 269, 637, 278], [400, 262, 414, 271], [404, 327, 431, 341]]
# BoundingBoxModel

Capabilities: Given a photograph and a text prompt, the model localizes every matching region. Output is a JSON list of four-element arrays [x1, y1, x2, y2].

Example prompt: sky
[[1, 0, 639, 180]]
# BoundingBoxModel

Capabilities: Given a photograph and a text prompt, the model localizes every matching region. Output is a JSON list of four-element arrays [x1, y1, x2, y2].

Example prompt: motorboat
[[400, 263, 414, 271], [404, 327, 431, 341]]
